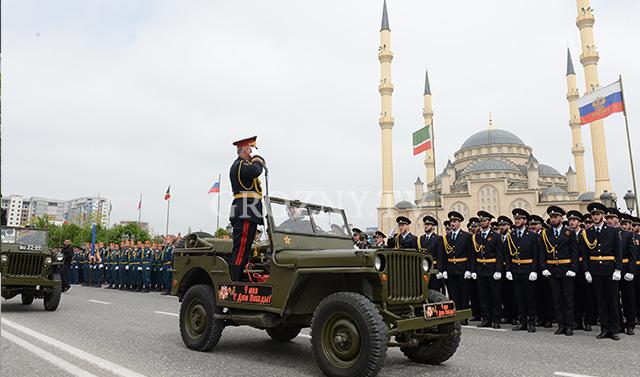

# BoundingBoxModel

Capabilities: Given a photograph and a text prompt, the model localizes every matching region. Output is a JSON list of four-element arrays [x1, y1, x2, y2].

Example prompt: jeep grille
[[6, 254, 45, 277], [386, 252, 423, 302]]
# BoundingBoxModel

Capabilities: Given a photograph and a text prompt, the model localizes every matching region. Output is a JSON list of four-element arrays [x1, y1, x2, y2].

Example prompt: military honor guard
[[504, 208, 539, 332], [582, 203, 623, 340], [539, 206, 579, 336], [632, 217, 640, 325], [417, 216, 445, 293], [161, 238, 174, 295], [372, 231, 386, 248], [442, 211, 473, 324], [471, 211, 503, 328], [570, 212, 594, 331], [386, 216, 418, 249], [617, 213, 636, 335], [497, 215, 517, 325]]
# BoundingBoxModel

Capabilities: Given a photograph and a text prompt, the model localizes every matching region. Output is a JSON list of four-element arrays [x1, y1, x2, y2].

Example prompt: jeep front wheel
[[179, 284, 224, 351], [44, 275, 62, 311], [266, 325, 301, 342], [311, 292, 387, 377], [21, 294, 35, 305], [400, 289, 462, 365]]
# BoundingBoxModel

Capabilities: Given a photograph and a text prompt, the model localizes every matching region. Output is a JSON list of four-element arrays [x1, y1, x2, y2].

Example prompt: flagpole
[[619, 74, 639, 214], [138, 194, 142, 224], [166, 197, 170, 237], [430, 121, 440, 234], [216, 173, 221, 231]]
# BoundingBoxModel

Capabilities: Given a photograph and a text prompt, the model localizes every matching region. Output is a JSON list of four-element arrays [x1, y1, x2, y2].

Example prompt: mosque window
[[510, 198, 532, 212], [478, 184, 499, 213], [449, 202, 469, 220]]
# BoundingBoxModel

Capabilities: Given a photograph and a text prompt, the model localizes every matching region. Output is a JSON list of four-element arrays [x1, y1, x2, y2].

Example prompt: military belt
[[477, 258, 497, 263], [636, 261, 640, 266], [622, 258, 630, 263], [512, 259, 533, 264], [546, 259, 571, 265], [163, 261, 172, 265], [590, 256, 615, 261], [447, 257, 468, 263], [233, 192, 262, 200]]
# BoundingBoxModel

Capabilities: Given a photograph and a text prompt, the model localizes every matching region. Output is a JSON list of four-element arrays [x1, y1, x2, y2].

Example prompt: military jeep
[[172, 197, 470, 377], [1, 226, 63, 311]]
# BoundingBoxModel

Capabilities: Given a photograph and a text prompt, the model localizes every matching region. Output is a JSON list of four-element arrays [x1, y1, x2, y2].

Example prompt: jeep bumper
[[388, 308, 472, 335]]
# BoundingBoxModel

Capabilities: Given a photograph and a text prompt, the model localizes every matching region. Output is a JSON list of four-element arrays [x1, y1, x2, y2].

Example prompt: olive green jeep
[[172, 197, 470, 377], [1, 226, 63, 311]]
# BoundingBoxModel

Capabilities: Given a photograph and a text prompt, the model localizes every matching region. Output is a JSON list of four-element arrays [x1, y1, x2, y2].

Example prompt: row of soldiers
[[354, 202, 640, 340], [70, 239, 174, 294]]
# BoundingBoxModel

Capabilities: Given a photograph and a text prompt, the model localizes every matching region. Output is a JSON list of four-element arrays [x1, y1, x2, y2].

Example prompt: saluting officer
[[582, 203, 623, 340], [540, 206, 579, 336], [229, 136, 266, 281], [505, 208, 539, 333], [417, 216, 445, 293], [442, 211, 474, 323], [617, 213, 636, 335], [473, 211, 503, 329], [387, 216, 417, 249], [372, 231, 386, 248]]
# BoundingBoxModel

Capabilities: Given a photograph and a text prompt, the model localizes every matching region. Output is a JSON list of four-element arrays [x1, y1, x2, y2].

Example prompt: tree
[[214, 227, 229, 238]]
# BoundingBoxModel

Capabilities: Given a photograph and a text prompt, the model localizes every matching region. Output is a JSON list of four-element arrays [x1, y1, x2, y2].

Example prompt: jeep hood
[[276, 248, 377, 268]]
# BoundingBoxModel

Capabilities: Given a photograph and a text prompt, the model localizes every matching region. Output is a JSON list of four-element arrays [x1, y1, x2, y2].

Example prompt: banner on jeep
[[217, 284, 273, 305], [424, 301, 456, 319]]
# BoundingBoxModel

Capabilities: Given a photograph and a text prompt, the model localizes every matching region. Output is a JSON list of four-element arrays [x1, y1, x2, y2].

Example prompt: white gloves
[[506, 271, 513, 281], [585, 271, 592, 283], [542, 269, 551, 278], [125, 265, 129, 270], [436, 272, 443, 279], [464, 271, 472, 279], [493, 272, 502, 281], [566, 270, 576, 278], [624, 273, 634, 282], [99, 264, 104, 268], [471, 272, 478, 280], [137, 266, 143, 271], [612, 270, 621, 281], [529, 272, 538, 281], [442, 271, 448, 279], [146, 267, 151, 270], [115, 266, 119, 270]]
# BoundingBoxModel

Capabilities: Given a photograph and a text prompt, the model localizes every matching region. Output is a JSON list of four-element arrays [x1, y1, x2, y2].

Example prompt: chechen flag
[[412, 125, 433, 155], [208, 180, 220, 194], [576, 80, 625, 125], [164, 186, 171, 200]]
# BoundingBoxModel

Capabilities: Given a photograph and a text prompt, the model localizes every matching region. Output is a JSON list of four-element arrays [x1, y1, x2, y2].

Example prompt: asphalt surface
[[1, 285, 638, 377]]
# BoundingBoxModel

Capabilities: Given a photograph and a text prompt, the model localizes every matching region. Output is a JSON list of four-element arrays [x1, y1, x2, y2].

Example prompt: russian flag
[[208, 181, 220, 194], [576, 80, 625, 125]]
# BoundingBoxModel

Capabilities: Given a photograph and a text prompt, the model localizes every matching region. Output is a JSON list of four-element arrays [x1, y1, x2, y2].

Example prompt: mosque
[[376, 0, 612, 235]]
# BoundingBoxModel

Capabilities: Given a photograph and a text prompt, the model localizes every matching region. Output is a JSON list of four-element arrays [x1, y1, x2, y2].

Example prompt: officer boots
[[512, 317, 527, 331], [527, 317, 536, 333]]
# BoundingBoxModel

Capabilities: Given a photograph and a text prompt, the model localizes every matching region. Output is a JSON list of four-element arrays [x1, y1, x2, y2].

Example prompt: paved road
[[1, 285, 638, 377]]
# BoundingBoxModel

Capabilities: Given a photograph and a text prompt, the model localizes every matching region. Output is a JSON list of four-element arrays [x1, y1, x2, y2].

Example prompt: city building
[[1, 195, 30, 227], [65, 197, 111, 227], [29, 197, 68, 225], [1, 195, 111, 227]]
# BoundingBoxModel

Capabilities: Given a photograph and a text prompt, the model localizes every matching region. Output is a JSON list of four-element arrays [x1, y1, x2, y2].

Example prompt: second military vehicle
[[172, 197, 470, 377], [1, 226, 63, 311]]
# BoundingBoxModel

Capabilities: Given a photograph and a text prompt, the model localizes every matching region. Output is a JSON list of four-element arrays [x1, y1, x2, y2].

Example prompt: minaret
[[378, 0, 395, 233], [575, 0, 611, 195], [423, 69, 435, 190], [565, 48, 587, 193]]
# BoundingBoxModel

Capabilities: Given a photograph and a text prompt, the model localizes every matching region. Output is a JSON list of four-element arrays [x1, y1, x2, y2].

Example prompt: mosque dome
[[461, 129, 526, 149], [577, 191, 596, 201], [539, 164, 563, 177], [395, 200, 415, 209], [466, 159, 519, 173]]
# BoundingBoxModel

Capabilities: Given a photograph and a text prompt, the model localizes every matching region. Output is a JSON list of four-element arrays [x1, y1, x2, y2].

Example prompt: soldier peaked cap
[[497, 215, 513, 225], [620, 213, 633, 223], [604, 207, 620, 218], [374, 230, 386, 238], [587, 202, 606, 214], [477, 210, 494, 220], [468, 217, 480, 226], [546, 205, 566, 217], [396, 216, 411, 225], [566, 210, 583, 221], [528, 215, 544, 225], [232, 136, 257, 148], [422, 215, 438, 226], [511, 208, 530, 219], [447, 211, 464, 222], [352, 227, 363, 234]]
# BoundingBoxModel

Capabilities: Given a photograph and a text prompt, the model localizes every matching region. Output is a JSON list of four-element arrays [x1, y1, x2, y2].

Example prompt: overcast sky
[[2, 0, 639, 234]]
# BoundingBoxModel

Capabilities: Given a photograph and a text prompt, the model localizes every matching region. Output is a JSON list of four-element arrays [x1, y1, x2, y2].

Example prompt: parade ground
[[1, 286, 637, 377]]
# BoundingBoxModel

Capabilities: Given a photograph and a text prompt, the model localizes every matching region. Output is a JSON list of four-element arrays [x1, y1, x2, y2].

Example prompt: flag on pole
[[576, 80, 625, 125], [137, 197, 142, 210], [208, 180, 220, 194], [412, 125, 433, 155], [164, 186, 171, 200]]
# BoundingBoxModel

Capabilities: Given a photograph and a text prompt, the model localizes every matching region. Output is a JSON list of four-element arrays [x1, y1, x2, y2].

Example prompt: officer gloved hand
[[137, 266, 143, 271], [542, 269, 551, 278], [471, 272, 477, 280], [624, 273, 634, 281], [436, 272, 443, 279], [442, 271, 448, 279], [251, 155, 266, 167], [506, 271, 513, 281], [464, 271, 472, 279], [125, 265, 129, 270], [99, 264, 104, 269], [528, 272, 538, 281], [566, 270, 576, 278], [493, 272, 502, 281], [584, 271, 593, 283], [612, 269, 622, 281]]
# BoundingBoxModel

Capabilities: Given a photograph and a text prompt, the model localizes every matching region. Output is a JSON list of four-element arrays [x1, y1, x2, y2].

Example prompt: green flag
[[412, 125, 432, 155]]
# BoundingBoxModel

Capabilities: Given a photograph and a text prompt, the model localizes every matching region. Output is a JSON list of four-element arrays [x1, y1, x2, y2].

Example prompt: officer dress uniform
[[497, 216, 517, 325], [631, 218, 640, 324], [582, 204, 623, 340], [505, 208, 539, 332], [387, 217, 418, 249], [473, 211, 503, 328], [540, 207, 579, 335], [618, 214, 637, 335], [142, 245, 153, 293], [442, 211, 474, 314], [161, 244, 174, 295], [417, 216, 445, 293], [133, 246, 144, 291], [80, 249, 89, 286], [229, 136, 265, 281], [574, 214, 596, 331], [530, 215, 554, 328], [71, 251, 80, 285]]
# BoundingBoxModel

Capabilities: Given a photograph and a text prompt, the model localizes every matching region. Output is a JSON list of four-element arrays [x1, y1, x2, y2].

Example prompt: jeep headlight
[[374, 254, 385, 271], [56, 253, 64, 262], [44, 257, 52, 265], [422, 258, 431, 273], [0, 254, 7, 263]]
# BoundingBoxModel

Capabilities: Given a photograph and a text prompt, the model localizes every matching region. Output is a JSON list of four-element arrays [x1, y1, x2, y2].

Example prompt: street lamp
[[599, 190, 615, 208], [623, 190, 636, 215]]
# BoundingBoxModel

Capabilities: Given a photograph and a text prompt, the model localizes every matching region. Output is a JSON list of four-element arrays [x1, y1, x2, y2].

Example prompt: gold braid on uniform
[[237, 160, 263, 195], [394, 234, 400, 250], [505, 232, 519, 257], [471, 233, 484, 253], [417, 236, 424, 253], [443, 235, 454, 254], [541, 229, 557, 256], [581, 229, 598, 250]]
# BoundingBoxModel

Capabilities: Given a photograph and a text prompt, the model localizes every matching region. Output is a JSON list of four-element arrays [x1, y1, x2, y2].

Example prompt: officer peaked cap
[[477, 211, 494, 220], [587, 202, 606, 214], [546, 205, 566, 217], [447, 211, 464, 222], [232, 136, 257, 148]]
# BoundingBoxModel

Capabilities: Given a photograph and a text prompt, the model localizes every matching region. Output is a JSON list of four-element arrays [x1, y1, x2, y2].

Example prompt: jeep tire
[[400, 289, 462, 365], [311, 292, 387, 377], [21, 294, 35, 305], [266, 325, 301, 342], [179, 284, 224, 352], [44, 275, 62, 311]]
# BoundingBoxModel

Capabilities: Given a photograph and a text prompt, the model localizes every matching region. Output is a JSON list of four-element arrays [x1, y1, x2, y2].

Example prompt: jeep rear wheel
[[311, 292, 387, 377], [179, 284, 224, 351], [21, 294, 35, 305], [266, 325, 301, 342], [44, 275, 62, 311], [400, 289, 462, 365]]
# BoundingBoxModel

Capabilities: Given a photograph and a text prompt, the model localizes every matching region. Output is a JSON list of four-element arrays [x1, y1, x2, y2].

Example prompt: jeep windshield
[[268, 198, 351, 238]]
